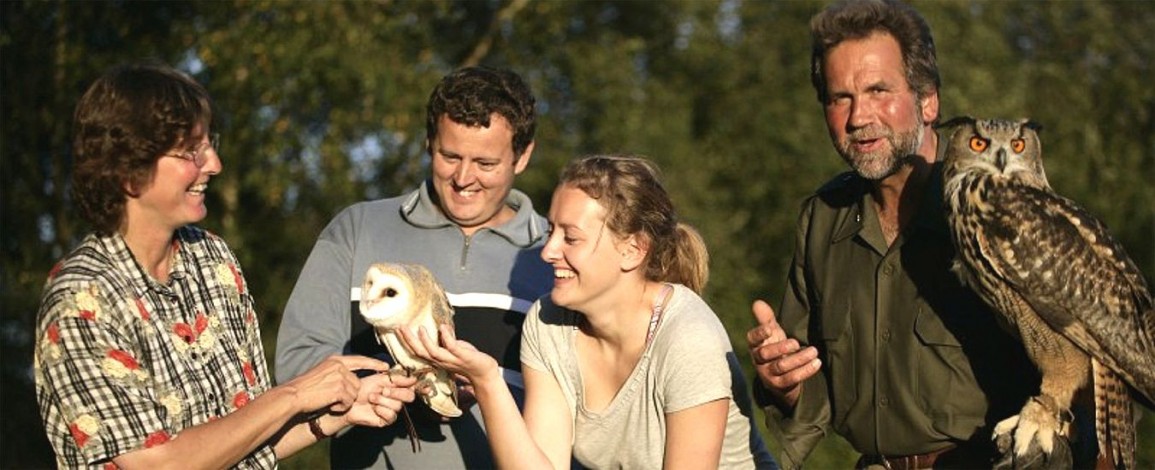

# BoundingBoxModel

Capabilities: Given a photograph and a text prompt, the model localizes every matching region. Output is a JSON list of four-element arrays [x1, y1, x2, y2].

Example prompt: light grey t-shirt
[[522, 283, 777, 469]]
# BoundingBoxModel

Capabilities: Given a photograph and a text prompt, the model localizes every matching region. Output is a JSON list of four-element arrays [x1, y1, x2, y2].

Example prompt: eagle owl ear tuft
[[1021, 119, 1043, 133]]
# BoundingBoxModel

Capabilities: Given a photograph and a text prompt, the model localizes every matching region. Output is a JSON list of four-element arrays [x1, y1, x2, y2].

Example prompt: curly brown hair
[[425, 66, 536, 160], [559, 155, 709, 294], [71, 63, 212, 235]]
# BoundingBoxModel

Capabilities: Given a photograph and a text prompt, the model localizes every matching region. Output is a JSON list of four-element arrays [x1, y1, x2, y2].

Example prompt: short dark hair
[[71, 62, 212, 234], [809, 0, 940, 104], [425, 66, 536, 159]]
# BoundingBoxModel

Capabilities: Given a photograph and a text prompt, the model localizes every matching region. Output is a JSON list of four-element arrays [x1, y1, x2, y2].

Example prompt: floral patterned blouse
[[34, 226, 275, 469]]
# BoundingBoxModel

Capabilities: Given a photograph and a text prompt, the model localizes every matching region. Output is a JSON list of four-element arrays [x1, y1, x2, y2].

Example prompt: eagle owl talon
[[993, 414, 1018, 455], [992, 397, 1073, 470]]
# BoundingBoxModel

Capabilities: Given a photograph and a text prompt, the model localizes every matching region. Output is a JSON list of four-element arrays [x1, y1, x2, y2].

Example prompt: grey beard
[[842, 120, 925, 181]]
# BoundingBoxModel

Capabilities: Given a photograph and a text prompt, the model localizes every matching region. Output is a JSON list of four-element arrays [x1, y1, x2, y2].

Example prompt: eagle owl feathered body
[[359, 262, 462, 418], [941, 117, 1155, 469]]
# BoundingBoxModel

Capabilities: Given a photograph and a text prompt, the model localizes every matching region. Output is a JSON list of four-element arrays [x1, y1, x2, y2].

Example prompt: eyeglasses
[[165, 133, 220, 167]]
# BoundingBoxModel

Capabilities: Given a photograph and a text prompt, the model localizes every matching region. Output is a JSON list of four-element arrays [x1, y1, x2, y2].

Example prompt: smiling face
[[428, 113, 532, 236], [124, 130, 221, 234], [540, 184, 634, 313], [822, 32, 937, 181]]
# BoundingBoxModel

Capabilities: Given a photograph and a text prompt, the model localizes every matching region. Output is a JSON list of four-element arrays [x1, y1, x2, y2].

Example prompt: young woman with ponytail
[[401, 155, 777, 469]]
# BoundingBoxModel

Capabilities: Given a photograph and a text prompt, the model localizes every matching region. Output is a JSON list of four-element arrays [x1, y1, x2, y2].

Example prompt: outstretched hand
[[397, 324, 502, 385], [282, 355, 392, 415], [746, 300, 821, 410], [342, 371, 418, 427]]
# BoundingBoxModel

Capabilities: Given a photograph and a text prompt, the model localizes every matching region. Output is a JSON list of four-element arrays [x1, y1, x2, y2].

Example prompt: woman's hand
[[397, 324, 501, 385], [282, 355, 392, 415], [341, 371, 418, 427]]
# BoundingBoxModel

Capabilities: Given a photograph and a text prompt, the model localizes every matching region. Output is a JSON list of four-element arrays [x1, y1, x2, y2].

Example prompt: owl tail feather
[[1094, 359, 1136, 469]]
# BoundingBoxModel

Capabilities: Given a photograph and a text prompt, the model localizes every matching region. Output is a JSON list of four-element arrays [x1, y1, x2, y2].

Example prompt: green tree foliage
[[2, 1, 1151, 468]]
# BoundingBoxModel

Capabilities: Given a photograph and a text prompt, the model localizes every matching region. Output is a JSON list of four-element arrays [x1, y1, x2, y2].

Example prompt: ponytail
[[663, 222, 709, 294]]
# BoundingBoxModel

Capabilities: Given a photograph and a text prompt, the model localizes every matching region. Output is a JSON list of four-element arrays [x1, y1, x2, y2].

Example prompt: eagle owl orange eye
[[1011, 138, 1026, 153], [969, 136, 988, 152]]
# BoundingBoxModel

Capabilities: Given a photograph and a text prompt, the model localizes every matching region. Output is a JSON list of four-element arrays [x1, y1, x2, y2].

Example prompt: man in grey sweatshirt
[[275, 66, 553, 469]]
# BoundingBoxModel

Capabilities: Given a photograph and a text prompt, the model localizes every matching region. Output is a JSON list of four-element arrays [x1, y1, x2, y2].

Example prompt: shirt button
[[882, 264, 895, 276], [881, 329, 892, 342], [879, 397, 890, 407]]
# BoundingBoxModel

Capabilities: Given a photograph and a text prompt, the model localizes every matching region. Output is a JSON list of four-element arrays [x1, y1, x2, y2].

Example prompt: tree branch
[[460, 0, 530, 68]]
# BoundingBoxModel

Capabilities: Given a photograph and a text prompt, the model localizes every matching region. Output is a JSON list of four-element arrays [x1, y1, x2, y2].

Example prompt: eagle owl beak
[[996, 148, 1008, 171]]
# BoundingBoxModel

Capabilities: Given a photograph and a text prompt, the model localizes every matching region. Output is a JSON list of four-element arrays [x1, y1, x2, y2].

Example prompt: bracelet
[[308, 416, 330, 440]]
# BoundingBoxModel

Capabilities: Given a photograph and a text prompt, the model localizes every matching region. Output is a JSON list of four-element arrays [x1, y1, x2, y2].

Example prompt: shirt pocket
[[912, 305, 985, 427], [819, 298, 855, 426], [913, 304, 962, 347]]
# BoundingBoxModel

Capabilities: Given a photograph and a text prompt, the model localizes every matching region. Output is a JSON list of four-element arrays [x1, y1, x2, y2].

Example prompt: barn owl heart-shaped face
[[360, 265, 418, 330]]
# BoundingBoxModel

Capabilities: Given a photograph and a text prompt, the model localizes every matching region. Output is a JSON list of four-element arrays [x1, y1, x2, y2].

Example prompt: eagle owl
[[941, 116, 1155, 469], [360, 262, 462, 418]]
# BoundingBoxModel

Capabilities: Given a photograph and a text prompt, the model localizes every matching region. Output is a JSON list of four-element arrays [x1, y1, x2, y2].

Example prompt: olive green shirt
[[761, 160, 1037, 469]]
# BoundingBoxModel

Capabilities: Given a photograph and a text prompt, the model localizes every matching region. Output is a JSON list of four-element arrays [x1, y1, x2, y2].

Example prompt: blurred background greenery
[[3, 1, 1152, 468]]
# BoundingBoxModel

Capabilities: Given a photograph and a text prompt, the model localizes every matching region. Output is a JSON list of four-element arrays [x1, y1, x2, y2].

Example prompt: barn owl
[[359, 262, 462, 418], [941, 116, 1154, 469]]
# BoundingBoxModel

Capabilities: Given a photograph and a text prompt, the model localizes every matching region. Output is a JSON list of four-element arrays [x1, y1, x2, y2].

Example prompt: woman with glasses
[[33, 62, 417, 469]]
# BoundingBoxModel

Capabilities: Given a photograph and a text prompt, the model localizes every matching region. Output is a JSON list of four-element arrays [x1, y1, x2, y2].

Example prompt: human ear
[[618, 234, 648, 272], [123, 177, 145, 198], [513, 140, 534, 175], [920, 90, 939, 124]]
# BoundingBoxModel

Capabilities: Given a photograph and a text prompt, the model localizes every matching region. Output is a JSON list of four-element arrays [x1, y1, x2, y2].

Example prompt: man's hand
[[746, 300, 821, 410]]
